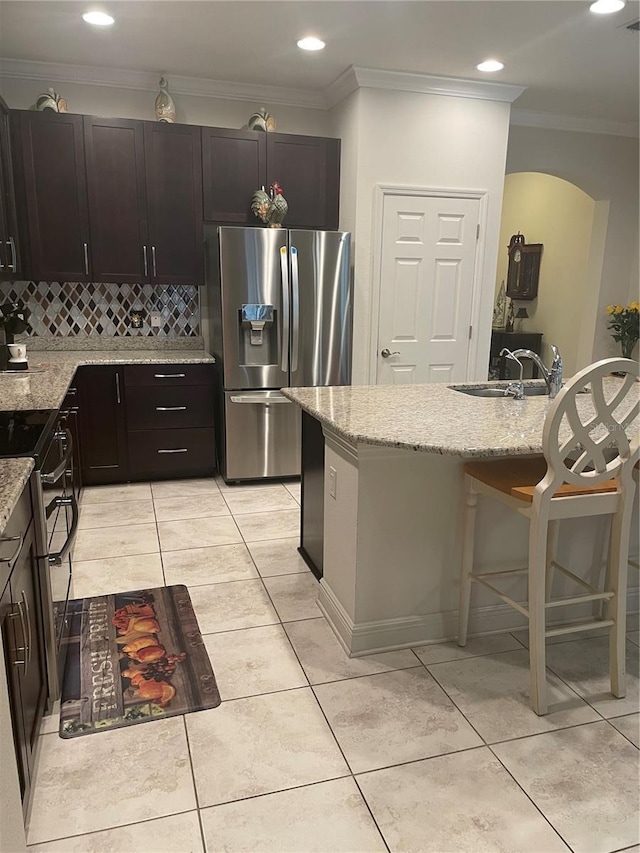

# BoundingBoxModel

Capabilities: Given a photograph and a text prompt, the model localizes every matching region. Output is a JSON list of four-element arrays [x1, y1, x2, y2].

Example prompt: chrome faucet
[[511, 344, 563, 398], [499, 348, 525, 399]]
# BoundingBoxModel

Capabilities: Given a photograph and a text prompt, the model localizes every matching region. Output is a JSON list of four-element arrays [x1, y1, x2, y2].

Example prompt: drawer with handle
[[126, 386, 215, 431], [124, 363, 214, 388], [0, 486, 33, 601], [127, 428, 216, 479]]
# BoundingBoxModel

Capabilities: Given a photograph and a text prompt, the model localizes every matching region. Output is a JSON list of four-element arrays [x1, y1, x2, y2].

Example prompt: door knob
[[381, 348, 400, 358]]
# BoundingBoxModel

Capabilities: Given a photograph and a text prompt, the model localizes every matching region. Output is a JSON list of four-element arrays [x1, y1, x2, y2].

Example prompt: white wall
[[505, 125, 639, 362], [496, 172, 596, 376], [331, 87, 511, 384], [0, 76, 332, 136]]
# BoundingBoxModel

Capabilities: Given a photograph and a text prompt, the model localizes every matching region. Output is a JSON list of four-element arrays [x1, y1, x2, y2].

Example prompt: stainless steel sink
[[452, 385, 549, 398]]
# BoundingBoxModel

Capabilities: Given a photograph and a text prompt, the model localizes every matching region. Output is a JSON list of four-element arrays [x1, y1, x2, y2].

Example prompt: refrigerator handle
[[280, 246, 289, 373], [290, 245, 300, 373]]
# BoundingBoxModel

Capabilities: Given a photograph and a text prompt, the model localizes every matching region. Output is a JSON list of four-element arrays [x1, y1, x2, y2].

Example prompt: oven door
[[36, 422, 79, 703]]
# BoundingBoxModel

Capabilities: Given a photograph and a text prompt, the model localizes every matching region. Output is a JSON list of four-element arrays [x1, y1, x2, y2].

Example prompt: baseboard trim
[[318, 580, 640, 656]]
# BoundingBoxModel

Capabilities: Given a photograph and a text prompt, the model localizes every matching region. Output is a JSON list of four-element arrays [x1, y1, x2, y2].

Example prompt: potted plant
[[0, 302, 30, 369], [606, 302, 639, 359]]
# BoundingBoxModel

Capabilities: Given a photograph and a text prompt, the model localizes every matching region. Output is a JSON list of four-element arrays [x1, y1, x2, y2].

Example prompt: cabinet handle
[[0, 533, 23, 568], [151, 245, 157, 278], [21, 590, 32, 668], [143, 244, 148, 277], [9, 599, 28, 674], [154, 373, 185, 379], [156, 406, 187, 411], [115, 372, 121, 404], [157, 448, 188, 454], [83, 242, 89, 275], [7, 238, 16, 272]]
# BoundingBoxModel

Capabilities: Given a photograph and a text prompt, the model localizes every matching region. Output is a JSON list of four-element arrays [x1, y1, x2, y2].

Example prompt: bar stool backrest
[[538, 358, 639, 501]]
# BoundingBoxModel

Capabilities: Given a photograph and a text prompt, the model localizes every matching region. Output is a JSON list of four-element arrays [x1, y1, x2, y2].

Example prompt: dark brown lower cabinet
[[76, 365, 128, 485], [1, 507, 47, 815], [124, 363, 216, 481]]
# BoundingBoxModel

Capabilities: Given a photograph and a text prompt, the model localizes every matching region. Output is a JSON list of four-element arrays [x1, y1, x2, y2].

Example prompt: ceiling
[[0, 0, 638, 126]]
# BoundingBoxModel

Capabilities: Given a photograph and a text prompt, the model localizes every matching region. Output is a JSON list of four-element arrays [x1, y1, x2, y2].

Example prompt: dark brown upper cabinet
[[0, 96, 21, 278], [144, 122, 203, 285], [84, 117, 149, 284], [15, 111, 91, 282], [203, 129, 340, 231], [266, 133, 340, 231], [202, 127, 266, 224]]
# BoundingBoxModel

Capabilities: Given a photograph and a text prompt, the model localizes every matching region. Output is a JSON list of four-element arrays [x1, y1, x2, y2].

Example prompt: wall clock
[[506, 233, 543, 301]]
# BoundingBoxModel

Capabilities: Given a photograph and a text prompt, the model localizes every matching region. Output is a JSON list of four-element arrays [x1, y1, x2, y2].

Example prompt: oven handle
[[47, 495, 79, 566], [41, 429, 73, 486]]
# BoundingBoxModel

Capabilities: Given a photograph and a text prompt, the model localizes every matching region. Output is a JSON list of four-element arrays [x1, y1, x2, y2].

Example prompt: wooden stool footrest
[[545, 619, 614, 639]]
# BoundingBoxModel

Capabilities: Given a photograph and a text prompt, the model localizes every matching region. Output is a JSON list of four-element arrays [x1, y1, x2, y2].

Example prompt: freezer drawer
[[223, 390, 300, 481]]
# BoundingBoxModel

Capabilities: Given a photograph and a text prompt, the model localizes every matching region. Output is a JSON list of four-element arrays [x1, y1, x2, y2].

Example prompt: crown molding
[[325, 66, 526, 108], [3, 57, 634, 137], [0, 57, 327, 110], [510, 108, 639, 138]]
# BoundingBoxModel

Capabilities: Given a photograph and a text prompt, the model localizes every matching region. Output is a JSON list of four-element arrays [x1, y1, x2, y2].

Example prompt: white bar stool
[[458, 358, 639, 716]]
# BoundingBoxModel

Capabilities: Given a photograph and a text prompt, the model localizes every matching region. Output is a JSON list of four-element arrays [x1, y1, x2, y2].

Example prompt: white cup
[[8, 344, 27, 362]]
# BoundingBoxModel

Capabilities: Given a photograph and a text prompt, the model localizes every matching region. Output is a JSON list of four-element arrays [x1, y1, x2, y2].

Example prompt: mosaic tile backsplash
[[0, 281, 200, 338]]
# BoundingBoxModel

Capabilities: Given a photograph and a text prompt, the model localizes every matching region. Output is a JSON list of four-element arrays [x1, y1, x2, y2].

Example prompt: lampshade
[[515, 307, 529, 319]]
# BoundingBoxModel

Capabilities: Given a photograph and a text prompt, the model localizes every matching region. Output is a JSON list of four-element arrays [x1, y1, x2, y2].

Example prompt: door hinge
[[468, 325, 473, 339], [476, 224, 480, 240]]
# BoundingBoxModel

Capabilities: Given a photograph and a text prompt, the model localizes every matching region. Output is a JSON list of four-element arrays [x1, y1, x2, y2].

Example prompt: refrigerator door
[[289, 230, 352, 387], [218, 227, 289, 390], [222, 390, 301, 480]]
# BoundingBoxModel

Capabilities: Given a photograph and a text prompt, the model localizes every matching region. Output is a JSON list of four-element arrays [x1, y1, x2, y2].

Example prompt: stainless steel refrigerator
[[204, 226, 352, 481]]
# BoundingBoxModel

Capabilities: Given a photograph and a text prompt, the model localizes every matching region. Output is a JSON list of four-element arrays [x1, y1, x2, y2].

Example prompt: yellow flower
[[616, 305, 624, 313], [628, 301, 640, 312], [606, 305, 615, 314]]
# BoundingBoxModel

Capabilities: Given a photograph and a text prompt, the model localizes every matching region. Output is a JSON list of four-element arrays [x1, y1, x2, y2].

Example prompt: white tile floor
[[27, 476, 640, 853]]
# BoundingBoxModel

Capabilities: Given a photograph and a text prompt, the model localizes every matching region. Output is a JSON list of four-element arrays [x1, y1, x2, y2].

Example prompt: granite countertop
[[282, 377, 638, 458], [0, 458, 34, 537], [0, 349, 215, 412]]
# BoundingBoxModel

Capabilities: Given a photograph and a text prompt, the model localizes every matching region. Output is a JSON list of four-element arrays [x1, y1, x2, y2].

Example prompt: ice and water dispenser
[[240, 304, 276, 366]]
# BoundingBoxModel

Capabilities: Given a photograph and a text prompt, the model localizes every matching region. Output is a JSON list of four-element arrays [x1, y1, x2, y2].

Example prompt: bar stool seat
[[458, 358, 639, 716]]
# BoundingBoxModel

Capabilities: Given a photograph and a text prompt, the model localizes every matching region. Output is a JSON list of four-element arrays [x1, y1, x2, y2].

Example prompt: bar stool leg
[[528, 516, 549, 716], [458, 477, 478, 647], [545, 520, 560, 602], [606, 499, 633, 699]]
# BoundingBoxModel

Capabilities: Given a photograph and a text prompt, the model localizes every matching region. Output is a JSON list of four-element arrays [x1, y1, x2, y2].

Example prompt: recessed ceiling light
[[82, 10, 115, 26], [590, 0, 625, 12], [476, 59, 504, 73], [297, 37, 325, 51]]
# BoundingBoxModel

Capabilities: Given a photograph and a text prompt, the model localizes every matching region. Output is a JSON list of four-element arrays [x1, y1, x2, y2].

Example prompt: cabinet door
[[10, 524, 46, 792], [202, 127, 265, 224], [77, 365, 128, 484], [266, 133, 340, 230], [17, 111, 91, 281], [84, 117, 149, 283], [1, 580, 28, 804], [0, 96, 20, 277], [144, 122, 204, 285]]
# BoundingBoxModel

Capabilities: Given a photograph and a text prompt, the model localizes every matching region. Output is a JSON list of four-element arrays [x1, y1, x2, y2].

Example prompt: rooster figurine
[[251, 182, 288, 228]]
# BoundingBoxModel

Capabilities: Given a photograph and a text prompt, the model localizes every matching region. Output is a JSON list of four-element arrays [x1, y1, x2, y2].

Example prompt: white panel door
[[376, 194, 480, 384]]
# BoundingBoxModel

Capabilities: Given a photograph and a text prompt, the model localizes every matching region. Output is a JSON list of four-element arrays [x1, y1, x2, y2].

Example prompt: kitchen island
[[283, 379, 640, 655]]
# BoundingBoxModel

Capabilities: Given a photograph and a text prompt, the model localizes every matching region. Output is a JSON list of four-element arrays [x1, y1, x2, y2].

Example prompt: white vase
[[155, 77, 176, 123]]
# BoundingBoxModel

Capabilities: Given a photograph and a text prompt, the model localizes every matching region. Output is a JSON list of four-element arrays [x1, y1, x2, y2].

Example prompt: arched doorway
[[493, 172, 606, 376]]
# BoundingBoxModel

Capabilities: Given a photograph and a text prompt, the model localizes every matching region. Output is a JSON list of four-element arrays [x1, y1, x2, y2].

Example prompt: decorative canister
[[155, 77, 176, 123]]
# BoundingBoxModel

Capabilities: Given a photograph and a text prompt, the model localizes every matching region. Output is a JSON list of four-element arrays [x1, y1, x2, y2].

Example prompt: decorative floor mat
[[60, 585, 220, 738]]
